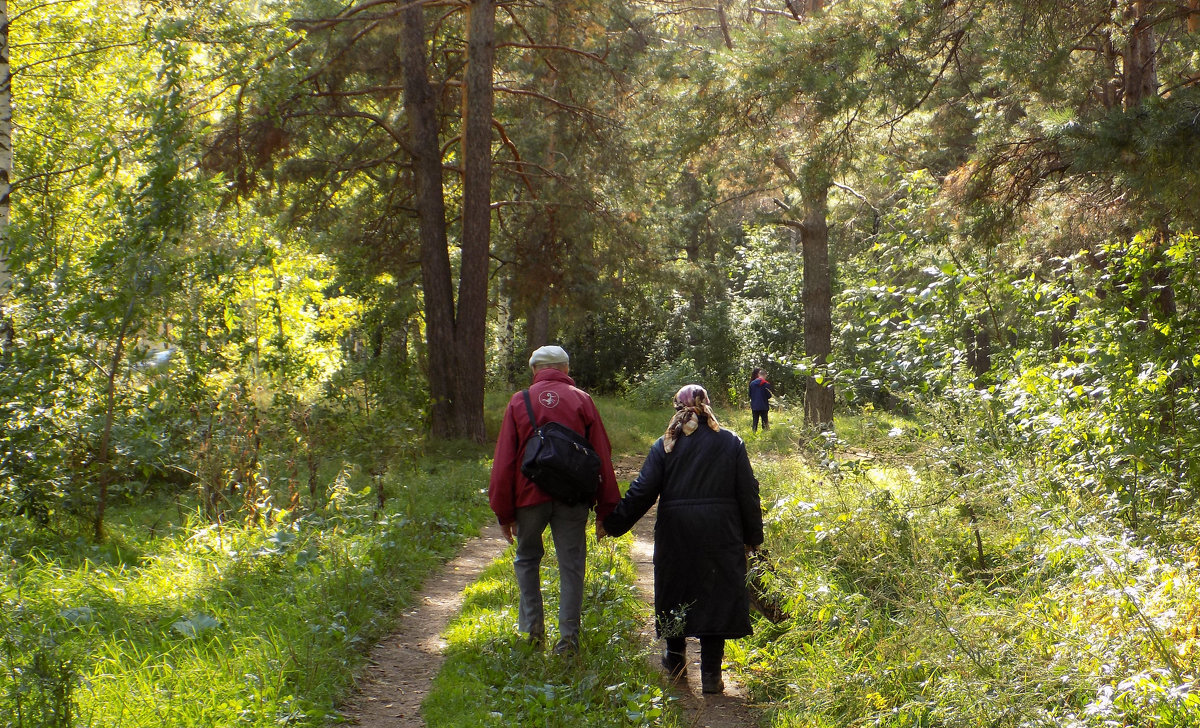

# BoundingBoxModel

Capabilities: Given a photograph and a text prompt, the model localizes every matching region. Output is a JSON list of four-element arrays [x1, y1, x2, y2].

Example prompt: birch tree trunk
[[1, 0, 12, 313]]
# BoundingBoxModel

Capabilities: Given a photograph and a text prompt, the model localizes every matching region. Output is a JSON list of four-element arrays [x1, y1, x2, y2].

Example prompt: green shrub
[[624, 359, 706, 409]]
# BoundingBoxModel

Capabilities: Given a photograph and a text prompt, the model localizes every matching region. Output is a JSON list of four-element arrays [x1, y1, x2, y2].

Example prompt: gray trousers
[[514, 500, 590, 639]]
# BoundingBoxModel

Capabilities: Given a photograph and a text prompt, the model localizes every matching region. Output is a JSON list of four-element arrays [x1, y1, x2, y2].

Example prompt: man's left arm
[[582, 398, 620, 522], [488, 400, 521, 531]]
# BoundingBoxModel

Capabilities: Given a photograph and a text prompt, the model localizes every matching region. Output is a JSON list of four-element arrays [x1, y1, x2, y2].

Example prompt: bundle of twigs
[[747, 548, 790, 623]]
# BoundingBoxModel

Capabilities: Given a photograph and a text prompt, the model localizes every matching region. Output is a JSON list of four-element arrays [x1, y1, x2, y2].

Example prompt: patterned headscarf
[[663, 384, 721, 453]]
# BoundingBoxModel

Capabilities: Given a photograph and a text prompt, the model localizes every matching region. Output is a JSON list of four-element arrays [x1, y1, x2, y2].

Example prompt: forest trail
[[345, 454, 758, 727], [343, 521, 508, 726]]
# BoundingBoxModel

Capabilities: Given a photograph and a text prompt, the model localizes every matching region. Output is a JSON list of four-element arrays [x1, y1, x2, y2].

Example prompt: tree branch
[[12, 42, 144, 76], [496, 42, 606, 64]]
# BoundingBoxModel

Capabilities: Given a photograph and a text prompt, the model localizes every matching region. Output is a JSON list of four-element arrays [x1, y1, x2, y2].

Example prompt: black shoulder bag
[[519, 390, 601, 505]]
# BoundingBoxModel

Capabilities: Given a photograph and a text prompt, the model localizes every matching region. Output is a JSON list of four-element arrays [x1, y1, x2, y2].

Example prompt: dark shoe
[[527, 630, 545, 649], [701, 670, 724, 694], [552, 636, 579, 656], [661, 649, 686, 679]]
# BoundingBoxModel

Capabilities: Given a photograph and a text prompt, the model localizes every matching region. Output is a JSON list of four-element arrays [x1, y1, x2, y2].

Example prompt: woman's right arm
[[602, 441, 665, 537], [734, 441, 764, 548]]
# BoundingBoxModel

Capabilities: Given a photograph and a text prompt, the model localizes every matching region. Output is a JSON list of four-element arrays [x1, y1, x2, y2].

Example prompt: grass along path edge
[[342, 522, 508, 726]]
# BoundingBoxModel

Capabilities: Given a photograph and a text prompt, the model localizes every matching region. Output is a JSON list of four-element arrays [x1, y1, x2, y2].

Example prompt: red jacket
[[489, 368, 620, 525]]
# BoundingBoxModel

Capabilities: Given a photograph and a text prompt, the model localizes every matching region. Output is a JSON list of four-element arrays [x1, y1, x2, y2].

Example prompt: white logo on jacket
[[539, 391, 560, 408]]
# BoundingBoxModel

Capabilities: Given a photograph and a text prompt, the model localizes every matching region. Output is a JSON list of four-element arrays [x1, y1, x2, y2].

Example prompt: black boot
[[701, 669, 724, 694], [699, 636, 725, 694], [661, 648, 686, 679]]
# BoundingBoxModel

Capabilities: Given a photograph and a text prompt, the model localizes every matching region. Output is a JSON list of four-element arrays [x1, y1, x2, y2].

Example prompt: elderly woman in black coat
[[598, 384, 763, 694]]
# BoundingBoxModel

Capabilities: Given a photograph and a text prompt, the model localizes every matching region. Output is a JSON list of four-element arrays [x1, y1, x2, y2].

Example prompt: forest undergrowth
[[5, 397, 1200, 727], [739, 405, 1200, 728], [0, 444, 494, 727]]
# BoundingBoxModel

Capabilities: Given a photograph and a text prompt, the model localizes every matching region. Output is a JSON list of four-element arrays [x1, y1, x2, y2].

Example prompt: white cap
[[529, 345, 569, 368]]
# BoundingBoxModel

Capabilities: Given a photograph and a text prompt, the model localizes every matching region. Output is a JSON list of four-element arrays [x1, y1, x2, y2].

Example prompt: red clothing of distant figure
[[489, 368, 620, 526]]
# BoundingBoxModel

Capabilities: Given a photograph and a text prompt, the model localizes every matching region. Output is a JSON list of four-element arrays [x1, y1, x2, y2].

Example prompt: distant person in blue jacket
[[748, 368, 772, 432]]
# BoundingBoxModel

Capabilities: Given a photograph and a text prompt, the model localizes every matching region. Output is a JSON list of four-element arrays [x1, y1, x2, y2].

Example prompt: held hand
[[595, 521, 609, 541], [501, 522, 516, 544]]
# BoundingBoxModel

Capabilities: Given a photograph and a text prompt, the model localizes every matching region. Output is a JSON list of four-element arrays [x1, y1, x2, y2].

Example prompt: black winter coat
[[603, 421, 763, 639]]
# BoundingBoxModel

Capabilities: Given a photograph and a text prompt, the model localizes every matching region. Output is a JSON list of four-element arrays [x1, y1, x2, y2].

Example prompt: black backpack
[[519, 390, 601, 505]]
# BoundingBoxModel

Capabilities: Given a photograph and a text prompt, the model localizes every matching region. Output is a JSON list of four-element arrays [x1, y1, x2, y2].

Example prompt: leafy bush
[[736, 403, 1200, 728], [623, 359, 706, 409]]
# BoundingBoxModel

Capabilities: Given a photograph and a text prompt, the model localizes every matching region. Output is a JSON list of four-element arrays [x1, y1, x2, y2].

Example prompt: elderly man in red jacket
[[489, 345, 620, 655]]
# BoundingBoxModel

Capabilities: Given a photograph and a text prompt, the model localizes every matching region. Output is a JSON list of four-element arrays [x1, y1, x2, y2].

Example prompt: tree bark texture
[[400, 0, 493, 442], [717, 0, 734, 49], [526, 290, 550, 353], [1122, 0, 1158, 108], [454, 0, 495, 443], [802, 183, 834, 426], [680, 172, 707, 345], [0, 1, 12, 305], [496, 275, 519, 388], [400, 3, 457, 439], [965, 321, 992, 390]]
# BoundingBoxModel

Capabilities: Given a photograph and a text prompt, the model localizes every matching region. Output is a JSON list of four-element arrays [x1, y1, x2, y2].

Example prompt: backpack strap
[[521, 389, 539, 429]]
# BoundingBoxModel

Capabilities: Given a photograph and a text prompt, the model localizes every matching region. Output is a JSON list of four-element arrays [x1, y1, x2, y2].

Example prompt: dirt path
[[345, 455, 759, 727], [342, 522, 507, 726]]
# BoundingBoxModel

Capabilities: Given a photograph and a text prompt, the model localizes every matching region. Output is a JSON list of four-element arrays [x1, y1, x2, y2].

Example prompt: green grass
[[11, 396, 1199, 728], [422, 533, 682, 728], [592, 395, 669, 456], [1, 454, 494, 727]]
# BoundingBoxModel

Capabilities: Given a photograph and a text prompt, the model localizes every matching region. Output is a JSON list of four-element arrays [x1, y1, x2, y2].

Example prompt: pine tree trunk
[[1123, 0, 1158, 108], [802, 182, 834, 426], [717, 0, 734, 49], [400, 2, 457, 439], [454, 0, 495, 443], [527, 291, 550, 353], [400, 1, 492, 442]]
